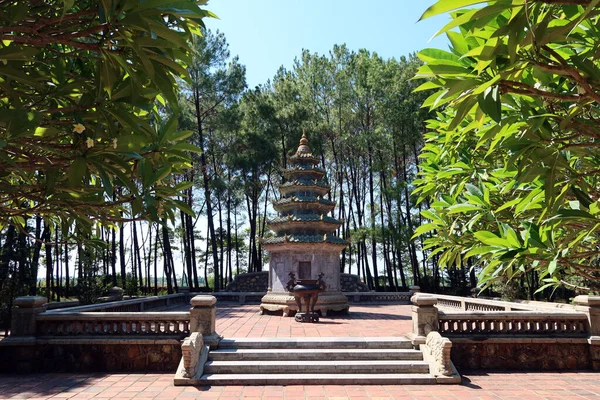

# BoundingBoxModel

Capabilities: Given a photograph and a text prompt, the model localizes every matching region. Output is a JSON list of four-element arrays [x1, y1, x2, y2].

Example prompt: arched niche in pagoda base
[[260, 133, 349, 316]]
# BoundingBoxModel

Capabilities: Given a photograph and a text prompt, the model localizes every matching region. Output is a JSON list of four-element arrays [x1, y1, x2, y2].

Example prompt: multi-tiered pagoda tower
[[260, 133, 350, 316]]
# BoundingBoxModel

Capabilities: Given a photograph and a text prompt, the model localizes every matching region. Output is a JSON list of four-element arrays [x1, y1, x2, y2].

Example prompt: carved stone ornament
[[425, 331, 453, 376], [181, 332, 203, 378]]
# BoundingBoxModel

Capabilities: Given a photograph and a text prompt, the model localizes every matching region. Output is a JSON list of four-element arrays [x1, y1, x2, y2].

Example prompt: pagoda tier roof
[[269, 221, 341, 236], [262, 234, 348, 246], [280, 178, 329, 189], [273, 194, 335, 207], [283, 164, 326, 177], [279, 181, 329, 197], [288, 153, 320, 165], [268, 214, 342, 235], [270, 214, 341, 224], [273, 200, 335, 214]]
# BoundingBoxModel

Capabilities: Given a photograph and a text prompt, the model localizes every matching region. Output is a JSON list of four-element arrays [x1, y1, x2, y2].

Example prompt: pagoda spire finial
[[297, 129, 311, 154]]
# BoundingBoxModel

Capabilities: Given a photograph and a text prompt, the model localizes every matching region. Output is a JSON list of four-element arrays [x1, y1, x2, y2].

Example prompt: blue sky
[[205, 0, 450, 88]]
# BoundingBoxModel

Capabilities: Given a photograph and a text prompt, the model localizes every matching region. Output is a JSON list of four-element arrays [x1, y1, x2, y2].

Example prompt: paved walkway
[[2, 304, 600, 399], [213, 304, 413, 338]]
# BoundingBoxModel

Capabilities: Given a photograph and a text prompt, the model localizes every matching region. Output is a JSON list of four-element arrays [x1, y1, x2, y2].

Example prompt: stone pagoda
[[260, 133, 349, 316]]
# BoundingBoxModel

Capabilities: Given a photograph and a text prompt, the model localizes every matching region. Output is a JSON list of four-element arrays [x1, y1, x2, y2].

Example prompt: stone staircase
[[177, 337, 460, 385]]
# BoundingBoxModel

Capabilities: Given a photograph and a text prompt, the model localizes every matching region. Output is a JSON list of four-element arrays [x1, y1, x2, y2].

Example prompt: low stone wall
[[0, 339, 181, 373], [212, 292, 265, 304], [225, 272, 268, 292], [340, 273, 370, 292], [410, 293, 600, 371], [450, 339, 593, 370], [1, 295, 219, 374], [223, 271, 373, 293]]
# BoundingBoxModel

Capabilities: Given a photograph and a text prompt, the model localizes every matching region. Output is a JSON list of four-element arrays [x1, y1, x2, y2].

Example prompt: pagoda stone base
[[260, 291, 349, 316]]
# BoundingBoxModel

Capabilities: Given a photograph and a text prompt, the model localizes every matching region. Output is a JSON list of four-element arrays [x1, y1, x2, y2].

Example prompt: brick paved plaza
[[1, 304, 599, 400]]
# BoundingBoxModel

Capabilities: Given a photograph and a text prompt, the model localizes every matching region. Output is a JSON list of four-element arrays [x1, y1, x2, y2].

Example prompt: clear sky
[[204, 0, 450, 88]]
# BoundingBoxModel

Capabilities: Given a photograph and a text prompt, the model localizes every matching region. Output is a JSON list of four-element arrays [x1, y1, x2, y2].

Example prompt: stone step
[[218, 336, 413, 350], [197, 373, 437, 386], [209, 348, 424, 361], [204, 360, 430, 374]]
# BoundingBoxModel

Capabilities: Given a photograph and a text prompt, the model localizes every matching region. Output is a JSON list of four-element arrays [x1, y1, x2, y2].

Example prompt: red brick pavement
[[1, 371, 599, 399], [214, 304, 413, 338], [1, 304, 599, 399]]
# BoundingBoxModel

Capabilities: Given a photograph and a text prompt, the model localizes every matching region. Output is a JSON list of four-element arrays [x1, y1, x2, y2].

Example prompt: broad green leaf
[[420, 0, 490, 21]]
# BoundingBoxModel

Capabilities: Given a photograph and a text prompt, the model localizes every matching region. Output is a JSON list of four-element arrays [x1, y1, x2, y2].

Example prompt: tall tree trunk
[[204, 229, 211, 290], [30, 219, 46, 295], [234, 202, 240, 276], [153, 224, 159, 295], [133, 221, 143, 292], [119, 222, 126, 288], [55, 229, 61, 301], [111, 227, 117, 286], [180, 209, 192, 287], [194, 88, 219, 290], [367, 144, 379, 290], [401, 144, 421, 286], [379, 172, 394, 290], [64, 241, 70, 298], [226, 169, 233, 283], [161, 222, 173, 294], [45, 238, 53, 302]]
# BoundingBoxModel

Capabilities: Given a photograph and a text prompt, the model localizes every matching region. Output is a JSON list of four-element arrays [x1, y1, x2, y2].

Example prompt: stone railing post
[[189, 295, 220, 347], [573, 295, 600, 370], [408, 293, 438, 346], [409, 285, 420, 295], [10, 296, 47, 337], [573, 295, 600, 336]]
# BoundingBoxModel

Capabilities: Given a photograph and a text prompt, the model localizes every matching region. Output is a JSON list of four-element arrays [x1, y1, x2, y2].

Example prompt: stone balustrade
[[344, 292, 413, 303], [435, 294, 533, 312], [438, 311, 588, 336], [45, 293, 188, 313], [3, 294, 218, 373], [410, 292, 600, 371], [36, 312, 191, 336]]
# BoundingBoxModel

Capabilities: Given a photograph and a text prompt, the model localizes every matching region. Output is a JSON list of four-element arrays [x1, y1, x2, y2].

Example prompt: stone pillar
[[574, 295, 600, 335], [189, 295, 220, 348], [409, 293, 438, 346], [409, 285, 420, 295], [179, 287, 190, 294], [108, 286, 124, 301], [11, 296, 47, 336], [574, 295, 600, 370]]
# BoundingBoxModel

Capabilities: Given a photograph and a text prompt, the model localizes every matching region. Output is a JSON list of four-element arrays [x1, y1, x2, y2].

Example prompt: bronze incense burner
[[286, 272, 327, 323]]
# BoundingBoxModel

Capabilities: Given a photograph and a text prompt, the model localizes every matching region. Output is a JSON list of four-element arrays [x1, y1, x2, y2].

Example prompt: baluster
[[567, 320, 574, 333]]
